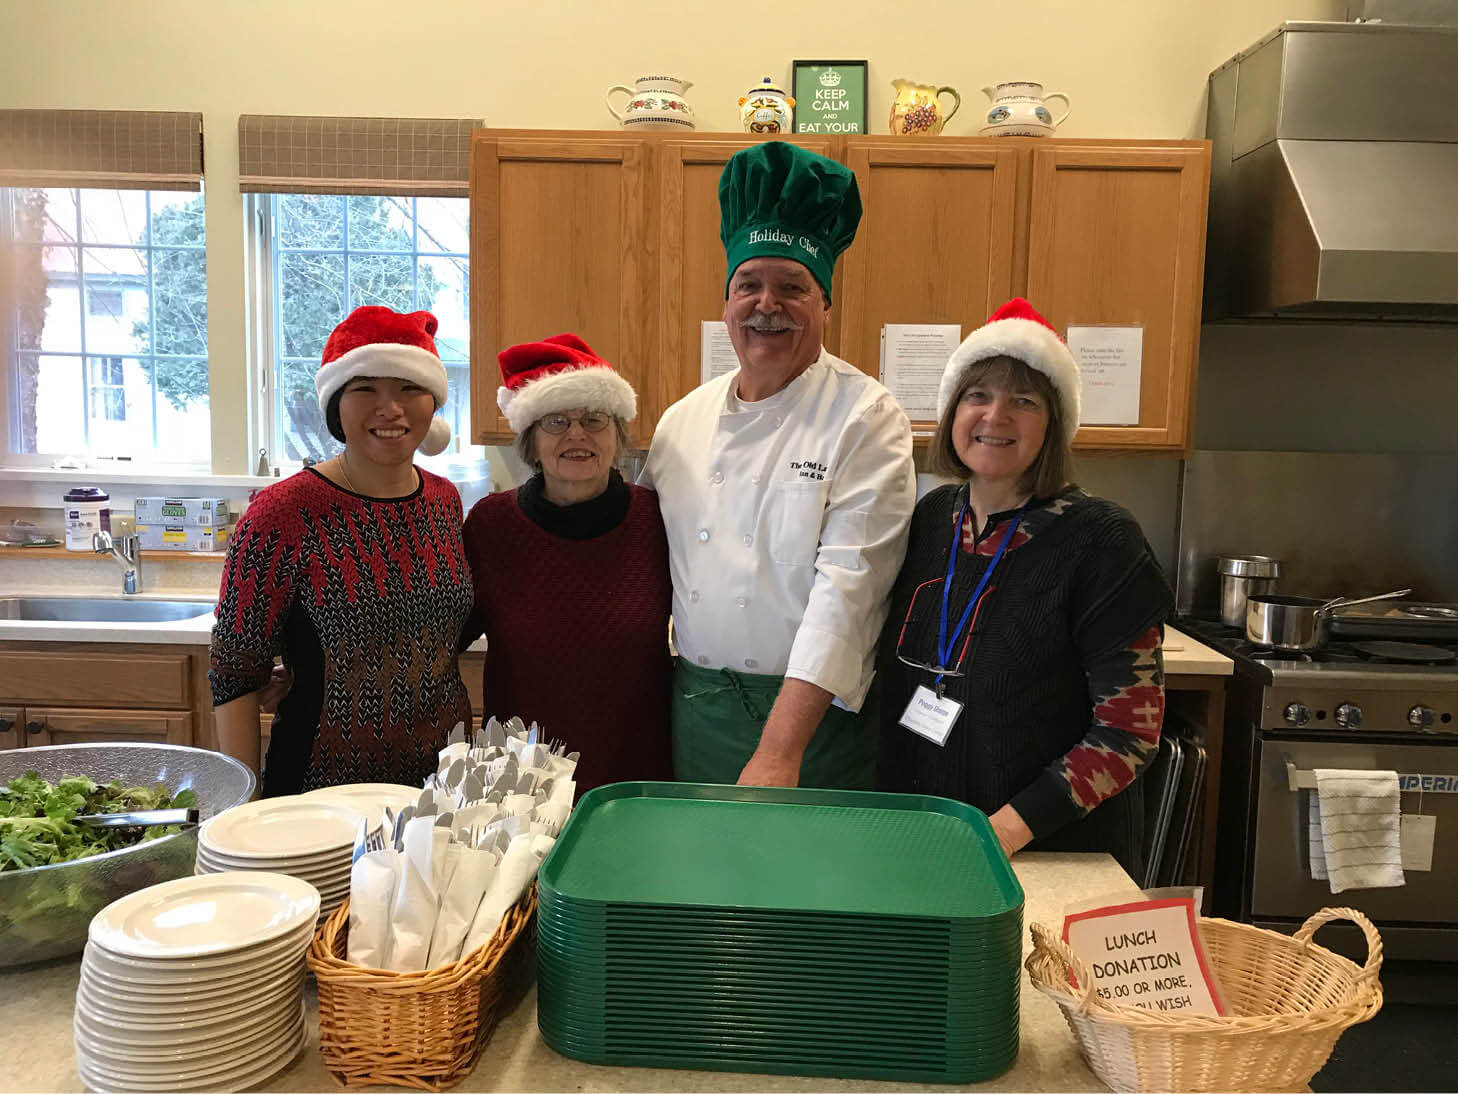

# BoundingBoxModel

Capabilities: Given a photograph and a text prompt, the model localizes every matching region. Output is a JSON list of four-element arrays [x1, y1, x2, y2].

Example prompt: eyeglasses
[[539, 412, 612, 435], [893, 575, 994, 679]]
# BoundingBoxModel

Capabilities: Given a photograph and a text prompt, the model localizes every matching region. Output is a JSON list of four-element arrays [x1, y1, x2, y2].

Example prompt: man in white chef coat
[[640, 140, 915, 789]]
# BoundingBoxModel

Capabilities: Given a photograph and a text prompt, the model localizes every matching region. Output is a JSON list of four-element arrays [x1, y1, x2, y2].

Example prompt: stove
[[1180, 616, 1458, 961]]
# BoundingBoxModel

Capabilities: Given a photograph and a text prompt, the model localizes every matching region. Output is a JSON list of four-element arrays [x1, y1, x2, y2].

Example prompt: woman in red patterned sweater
[[877, 299, 1172, 878], [460, 335, 672, 795], [211, 307, 473, 795]]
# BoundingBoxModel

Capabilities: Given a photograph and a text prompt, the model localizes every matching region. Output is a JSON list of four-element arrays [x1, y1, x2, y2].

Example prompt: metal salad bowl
[[0, 743, 255, 967]]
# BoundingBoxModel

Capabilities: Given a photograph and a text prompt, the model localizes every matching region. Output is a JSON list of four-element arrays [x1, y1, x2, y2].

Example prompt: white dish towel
[[1308, 768, 1405, 894]]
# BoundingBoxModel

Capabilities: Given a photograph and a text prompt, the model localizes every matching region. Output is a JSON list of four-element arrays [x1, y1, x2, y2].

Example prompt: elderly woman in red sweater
[[460, 335, 672, 793]]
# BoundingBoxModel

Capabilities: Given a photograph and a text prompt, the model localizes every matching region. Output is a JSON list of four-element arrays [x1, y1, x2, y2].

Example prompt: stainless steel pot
[[1246, 589, 1412, 651], [1218, 555, 1281, 628]]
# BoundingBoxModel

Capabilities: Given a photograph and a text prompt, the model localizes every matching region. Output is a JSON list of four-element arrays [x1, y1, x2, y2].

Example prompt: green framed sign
[[792, 60, 869, 136]]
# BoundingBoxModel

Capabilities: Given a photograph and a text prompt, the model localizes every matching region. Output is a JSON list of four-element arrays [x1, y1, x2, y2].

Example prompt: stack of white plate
[[196, 796, 369, 920], [75, 871, 319, 1092]]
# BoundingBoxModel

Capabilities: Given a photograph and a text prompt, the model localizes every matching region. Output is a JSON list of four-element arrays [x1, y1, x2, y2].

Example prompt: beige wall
[[1, 0, 1343, 477]]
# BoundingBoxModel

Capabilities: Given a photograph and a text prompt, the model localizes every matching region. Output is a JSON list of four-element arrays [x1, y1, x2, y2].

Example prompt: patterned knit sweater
[[877, 483, 1172, 873], [460, 472, 673, 794], [210, 468, 474, 795]]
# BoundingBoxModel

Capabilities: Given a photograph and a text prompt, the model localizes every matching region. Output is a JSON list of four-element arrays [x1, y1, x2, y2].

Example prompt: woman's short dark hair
[[516, 415, 633, 473], [927, 355, 1073, 497]]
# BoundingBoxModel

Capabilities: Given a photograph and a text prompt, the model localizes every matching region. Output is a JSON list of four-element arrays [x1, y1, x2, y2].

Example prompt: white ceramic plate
[[76, 1021, 306, 1094], [199, 796, 365, 858], [88, 871, 319, 959], [76, 1006, 303, 1085], [194, 855, 352, 889], [79, 963, 303, 1019], [73, 997, 303, 1062], [302, 782, 422, 828], [196, 840, 355, 869], [76, 973, 299, 1031], [79, 949, 304, 1002], [73, 987, 297, 1049], [81, 919, 314, 976]]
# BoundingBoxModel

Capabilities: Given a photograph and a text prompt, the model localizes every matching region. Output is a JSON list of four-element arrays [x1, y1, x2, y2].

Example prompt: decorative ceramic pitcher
[[888, 78, 961, 136], [739, 77, 795, 134], [606, 76, 697, 131], [979, 82, 1070, 137]]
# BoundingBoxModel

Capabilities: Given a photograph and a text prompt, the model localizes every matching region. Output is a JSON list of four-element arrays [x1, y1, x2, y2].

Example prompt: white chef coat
[[640, 347, 915, 711]]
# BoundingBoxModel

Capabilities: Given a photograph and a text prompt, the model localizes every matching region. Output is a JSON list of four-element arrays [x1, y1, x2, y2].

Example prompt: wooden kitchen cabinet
[[1025, 143, 1210, 451], [469, 133, 653, 447], [23, 707, 192, 747], [469, 130, 1210, 452]]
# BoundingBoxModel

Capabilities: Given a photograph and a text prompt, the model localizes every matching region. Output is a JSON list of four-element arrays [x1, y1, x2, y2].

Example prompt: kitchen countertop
[[3, 851, 1135, 1093], [0, 594, 1228, 676]]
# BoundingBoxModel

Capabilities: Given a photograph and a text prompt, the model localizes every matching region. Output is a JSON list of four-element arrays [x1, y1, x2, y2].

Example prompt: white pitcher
[[605, 76, 697, 131], [979, 82, 1070, 137]]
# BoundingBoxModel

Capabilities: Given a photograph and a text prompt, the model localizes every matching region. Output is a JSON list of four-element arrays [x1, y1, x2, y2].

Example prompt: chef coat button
[[698, 528, 710, 543], [742, 534, 753, 547], [710, 471, 724, 485], [744, 658, 758, 669], [736, 596, 748, 608], [752, 472, 761, 484], [698, 656, 709, 666], [690, 590, 701, 603], [772, 416, 784, 428]]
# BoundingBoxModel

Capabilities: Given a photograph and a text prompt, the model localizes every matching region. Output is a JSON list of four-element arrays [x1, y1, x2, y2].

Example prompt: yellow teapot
[[889, 78, 961, 136]]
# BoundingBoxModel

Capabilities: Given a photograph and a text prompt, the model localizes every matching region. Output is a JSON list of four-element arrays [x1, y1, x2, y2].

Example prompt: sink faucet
[[93, 531, 143, 594]]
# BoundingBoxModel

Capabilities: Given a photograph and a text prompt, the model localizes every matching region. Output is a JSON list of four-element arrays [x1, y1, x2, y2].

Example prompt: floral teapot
[[739, 77, 795, 134], [888, 78, 961, 136], [979, 82, 1071, 137], [605, 75, 697, 131]]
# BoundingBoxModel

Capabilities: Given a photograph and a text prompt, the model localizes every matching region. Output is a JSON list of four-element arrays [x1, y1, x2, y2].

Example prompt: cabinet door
[[23, 707, 193, 747], [470, 134, 651, 447], [652, 136, 839, 434], [0, 707, 20, 749], [837, 140, 1019, 434], [459, 651, 485, 718], [1025, 144, 1210, 451]]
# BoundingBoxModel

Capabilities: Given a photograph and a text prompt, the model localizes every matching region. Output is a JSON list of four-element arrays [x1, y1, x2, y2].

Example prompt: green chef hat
[[719, 141, 862, 302]]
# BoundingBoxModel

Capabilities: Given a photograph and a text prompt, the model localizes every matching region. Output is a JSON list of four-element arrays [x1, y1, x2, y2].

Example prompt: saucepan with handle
[[1246, 589, 1411, 652]]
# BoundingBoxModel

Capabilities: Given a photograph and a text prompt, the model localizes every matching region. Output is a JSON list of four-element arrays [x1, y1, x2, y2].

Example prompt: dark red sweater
[[460, 474, 673, 793]]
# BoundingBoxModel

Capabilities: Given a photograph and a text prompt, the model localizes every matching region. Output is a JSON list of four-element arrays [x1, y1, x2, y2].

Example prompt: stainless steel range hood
[[1204, 21, 1458, 320]]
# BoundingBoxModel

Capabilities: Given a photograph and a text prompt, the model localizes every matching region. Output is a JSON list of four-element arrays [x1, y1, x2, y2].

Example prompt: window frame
[[2, 185, 211, 468]]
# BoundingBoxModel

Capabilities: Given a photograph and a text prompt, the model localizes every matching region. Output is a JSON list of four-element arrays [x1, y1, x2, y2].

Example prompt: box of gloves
[[133, 496, 234, 552]]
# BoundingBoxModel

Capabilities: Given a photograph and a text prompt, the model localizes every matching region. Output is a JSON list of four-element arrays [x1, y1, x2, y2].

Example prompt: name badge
[[899, 685, 963, 747]]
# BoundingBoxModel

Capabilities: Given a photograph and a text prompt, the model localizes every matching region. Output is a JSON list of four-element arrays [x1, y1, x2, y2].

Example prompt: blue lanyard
[[936, 498, 1026, 685]]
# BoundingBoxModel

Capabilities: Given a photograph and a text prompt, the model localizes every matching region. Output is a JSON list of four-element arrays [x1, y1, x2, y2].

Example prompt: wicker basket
[[306, 885, 538, 1091], [1026, 906, 1383, 1093]]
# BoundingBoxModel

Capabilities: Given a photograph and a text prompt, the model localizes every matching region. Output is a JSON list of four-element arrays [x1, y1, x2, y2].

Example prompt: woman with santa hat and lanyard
[[210, 305, 474, 795], [876, 298, 1173, 878], [458, 335, 673, 795]]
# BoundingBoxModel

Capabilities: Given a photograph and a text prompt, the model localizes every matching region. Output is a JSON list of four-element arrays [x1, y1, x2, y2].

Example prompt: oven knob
[[1283, 702, 1312, 727], [1408, 705, 1437, 732], [1335, 703, 1364, 729]]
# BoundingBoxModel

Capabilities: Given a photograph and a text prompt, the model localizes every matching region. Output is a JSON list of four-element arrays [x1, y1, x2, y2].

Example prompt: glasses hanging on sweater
[[893, 575, 995, 679]]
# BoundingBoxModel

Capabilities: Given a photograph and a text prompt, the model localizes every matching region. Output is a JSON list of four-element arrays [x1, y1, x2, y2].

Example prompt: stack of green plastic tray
[[536, 782, 1025, 1083]]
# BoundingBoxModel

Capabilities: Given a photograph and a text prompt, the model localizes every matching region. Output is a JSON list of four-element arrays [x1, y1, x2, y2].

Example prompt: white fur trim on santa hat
[[936, 317, 1082, 443], [315, 342, 449, 416], [419, 415, 452, 456], [496, 365, 638, 435]]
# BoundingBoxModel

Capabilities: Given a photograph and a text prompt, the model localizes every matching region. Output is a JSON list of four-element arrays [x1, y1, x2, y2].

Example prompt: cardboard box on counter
[[136, 524, 232, 552], [133, 497, 232, 527]]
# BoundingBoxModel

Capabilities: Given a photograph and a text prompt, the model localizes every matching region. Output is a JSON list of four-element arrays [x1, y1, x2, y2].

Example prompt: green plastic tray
[[538, 783, 1023, 920]]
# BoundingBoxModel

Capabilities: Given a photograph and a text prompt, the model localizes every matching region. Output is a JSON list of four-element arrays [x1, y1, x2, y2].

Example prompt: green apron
[[671, 658, 878, 789]]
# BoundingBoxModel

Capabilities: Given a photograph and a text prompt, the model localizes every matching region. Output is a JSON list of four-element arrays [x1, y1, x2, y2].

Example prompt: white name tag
[[1402, 814, 1436, 872], [899, 684, 963, 746]]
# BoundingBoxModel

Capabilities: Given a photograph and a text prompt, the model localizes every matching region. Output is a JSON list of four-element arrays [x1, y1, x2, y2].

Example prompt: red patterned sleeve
[[1009, 626, 1165, 835], [208, 486, 304, 706]]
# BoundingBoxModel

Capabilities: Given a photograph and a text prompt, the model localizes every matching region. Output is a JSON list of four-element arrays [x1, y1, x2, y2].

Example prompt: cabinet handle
[[0, 716, 12, 733], [27, 720, 45, 735]]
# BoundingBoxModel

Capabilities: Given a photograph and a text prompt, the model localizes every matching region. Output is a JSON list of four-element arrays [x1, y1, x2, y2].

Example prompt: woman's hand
[[256, 664, 292, 713], [989, 804, 1034, 859]]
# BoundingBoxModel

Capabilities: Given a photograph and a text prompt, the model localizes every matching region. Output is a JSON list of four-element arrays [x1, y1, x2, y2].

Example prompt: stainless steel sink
[[0, 597, 214, 622]]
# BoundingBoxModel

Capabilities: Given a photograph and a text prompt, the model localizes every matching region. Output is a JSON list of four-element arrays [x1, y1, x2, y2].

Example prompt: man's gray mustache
[[740, 315, 804, 333]]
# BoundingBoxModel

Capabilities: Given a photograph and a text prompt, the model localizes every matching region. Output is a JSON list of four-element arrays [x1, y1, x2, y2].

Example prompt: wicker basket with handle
[[1025, 907, 1383, 1093], [306, 885, 537, 1091]]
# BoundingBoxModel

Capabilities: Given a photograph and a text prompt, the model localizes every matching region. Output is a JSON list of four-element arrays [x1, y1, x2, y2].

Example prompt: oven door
[[1250, 737, 1458, 923]]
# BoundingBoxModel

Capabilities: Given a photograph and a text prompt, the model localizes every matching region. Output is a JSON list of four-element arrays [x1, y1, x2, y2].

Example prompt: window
[[266, 193, 470, 463], [5, 186, 209, 463]]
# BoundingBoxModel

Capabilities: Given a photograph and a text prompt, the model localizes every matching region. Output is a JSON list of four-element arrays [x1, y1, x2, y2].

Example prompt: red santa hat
[[937, 297, 1082, 444], [496, 333, 637, 434], [315, 306, 452, 457]]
